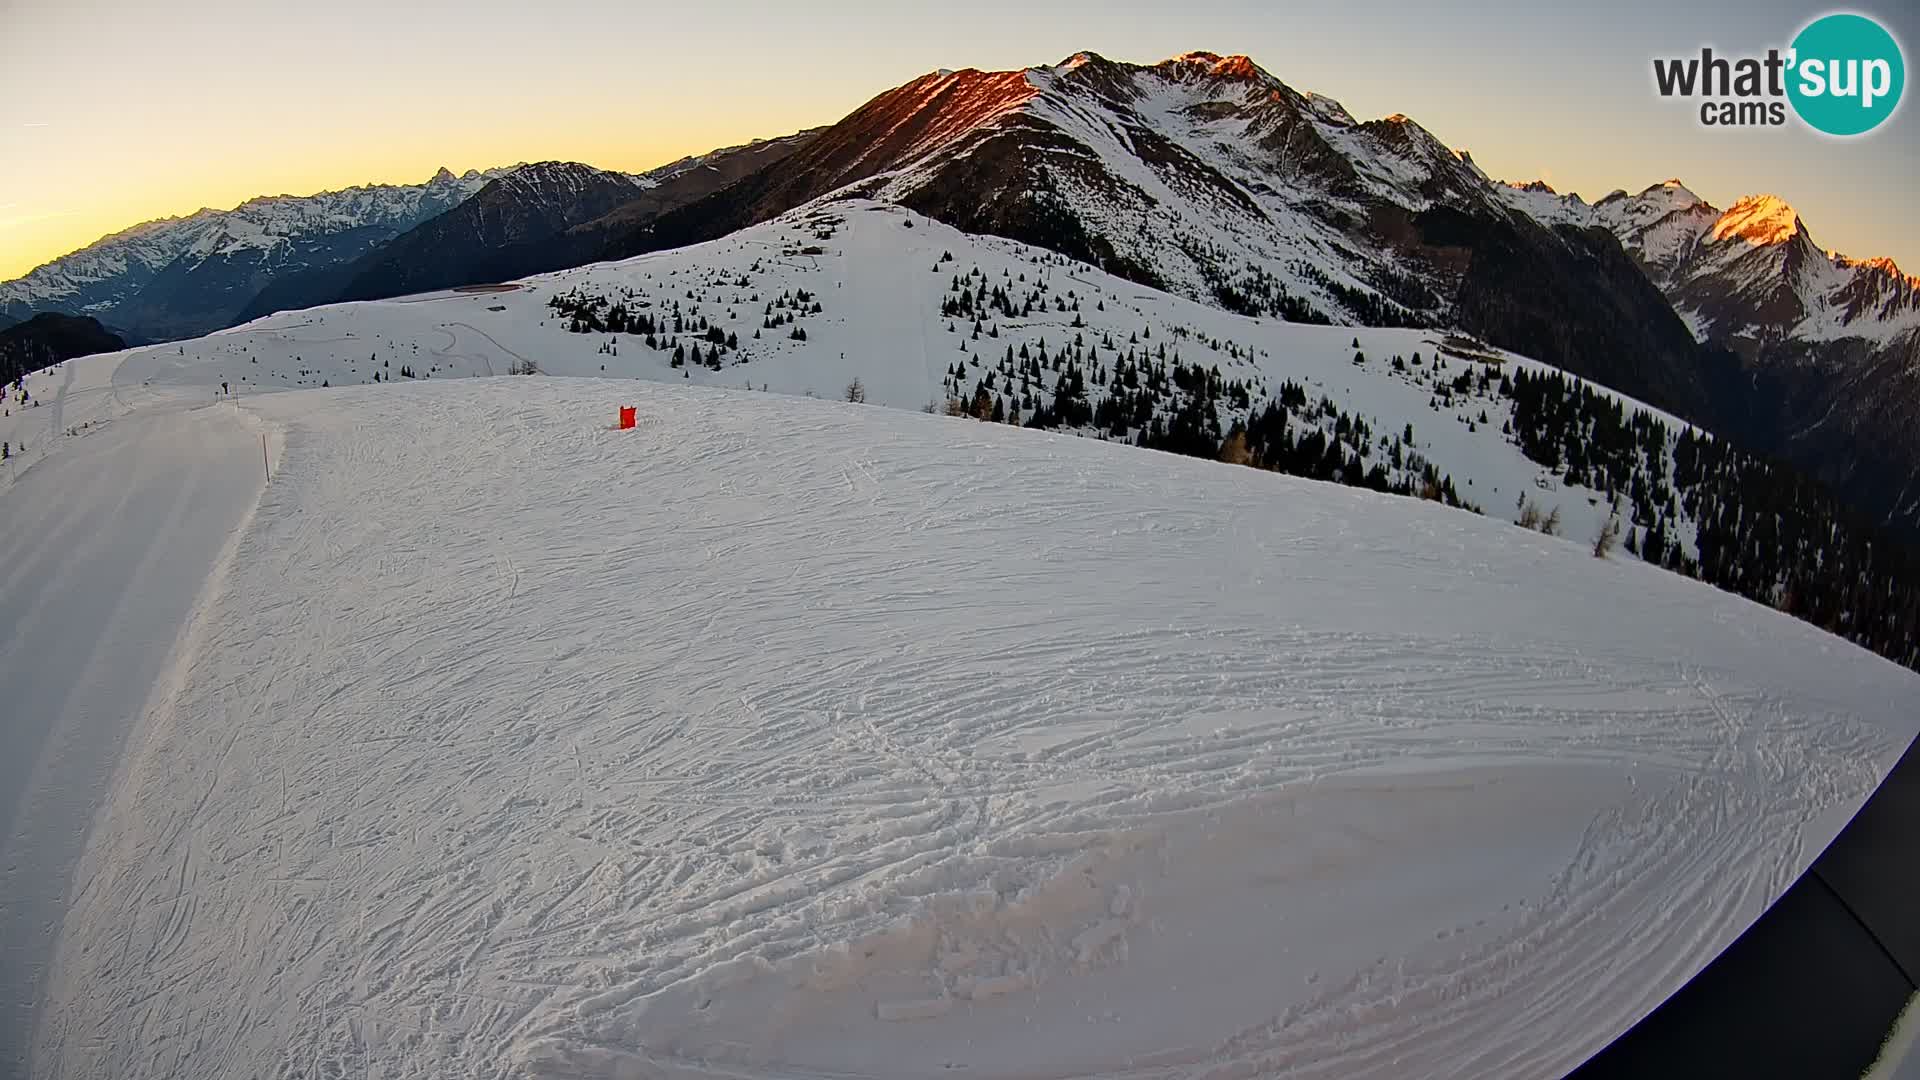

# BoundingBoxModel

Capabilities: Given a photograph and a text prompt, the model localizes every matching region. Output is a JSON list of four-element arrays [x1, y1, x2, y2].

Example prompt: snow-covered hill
[[10, 366, 1916, 1079], [50, 199, 1707, 560], [605, 52, 1728, 488]]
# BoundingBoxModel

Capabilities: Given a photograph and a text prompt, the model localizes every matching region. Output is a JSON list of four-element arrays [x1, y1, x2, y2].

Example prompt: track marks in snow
[[0, 400, 262, 1075], [28, 378, 1919, 1080]]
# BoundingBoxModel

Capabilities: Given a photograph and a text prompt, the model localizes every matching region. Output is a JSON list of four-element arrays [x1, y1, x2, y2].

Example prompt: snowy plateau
[[0, 199, 1916, 1080]]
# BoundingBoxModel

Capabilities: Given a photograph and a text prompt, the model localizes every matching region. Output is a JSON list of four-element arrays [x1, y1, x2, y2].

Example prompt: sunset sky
[[2, 0, 1915, 283]]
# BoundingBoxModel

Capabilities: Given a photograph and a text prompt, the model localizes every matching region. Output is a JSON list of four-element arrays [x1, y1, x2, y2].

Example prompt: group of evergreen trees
[[1671, 429, 1920, 669], [932, 275, 1476, 511], [1210, 262, 1328, 323], [939, 262, 1091, 325], [931, 257, 1920, 672], [1387, 352, 1920, 671], [1192, 248, 1437, 329], [1500, 367, 1920, 671], [545, 282, 824, 373], [1229, 390, 1470, 507]]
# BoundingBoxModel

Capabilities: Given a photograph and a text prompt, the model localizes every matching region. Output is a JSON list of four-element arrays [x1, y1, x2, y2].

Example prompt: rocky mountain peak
[[1711, 194, 1805, 247], [1160, 51, 1268, 83]]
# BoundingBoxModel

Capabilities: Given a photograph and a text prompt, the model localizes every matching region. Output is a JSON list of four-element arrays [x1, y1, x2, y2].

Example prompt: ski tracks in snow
[[0, 397, 264, 1076], [27, 379, 1918, 1080]]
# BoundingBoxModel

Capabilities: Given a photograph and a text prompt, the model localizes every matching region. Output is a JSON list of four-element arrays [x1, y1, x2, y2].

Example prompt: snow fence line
[[223, 396, 284, 480]]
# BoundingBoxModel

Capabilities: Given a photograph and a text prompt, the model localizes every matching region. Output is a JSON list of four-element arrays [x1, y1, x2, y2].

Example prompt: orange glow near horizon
[[4, 0, 1916, 286], [0, 117, 827, 281], [6, 144, 732, 281], [0, 0, 902, 283]]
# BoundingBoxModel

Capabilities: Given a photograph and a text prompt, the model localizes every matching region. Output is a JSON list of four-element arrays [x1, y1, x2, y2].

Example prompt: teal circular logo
[[1787, 13, 1905, 135]]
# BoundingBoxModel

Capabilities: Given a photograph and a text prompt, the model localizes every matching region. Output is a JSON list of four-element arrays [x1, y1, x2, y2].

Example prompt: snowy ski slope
[[9, 199, 1702, 556], [3, 198, 1916, 1078], [0, 391, 264, 1072], [9, 369, 1916, 1079]]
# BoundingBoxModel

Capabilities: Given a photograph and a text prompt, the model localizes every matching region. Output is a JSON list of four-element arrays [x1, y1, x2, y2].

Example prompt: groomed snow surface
[[5, 367, 1916, 1079], [0, 381, 264, 1073]]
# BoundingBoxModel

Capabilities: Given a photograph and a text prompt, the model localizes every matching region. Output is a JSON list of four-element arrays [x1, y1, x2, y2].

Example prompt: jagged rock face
[[1526, 181, 1920, 351], [1504, 179, 1920, 532], [333, 163, 648, 302], [621, 51, 1724, 430], [566, 132, 818, 240], [621, 68, 1048, 255], [632, 52, 1495, 323]]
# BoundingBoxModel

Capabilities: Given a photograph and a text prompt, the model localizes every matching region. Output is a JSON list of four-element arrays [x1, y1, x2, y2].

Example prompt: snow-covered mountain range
[[614, 51, 1726, 429], [594, 52, 1920, 536], [8, 49, 1920, 533], [0, 168, 509, 340], [3, 200, 1692, 568], [329, 134, 818, 306], [1498, 178, 1920, 532], [1500, 179, 1920, 347], [320, 161, 650, 305], [632, 51, 1498, 316], [0, 140, 812, 345]]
